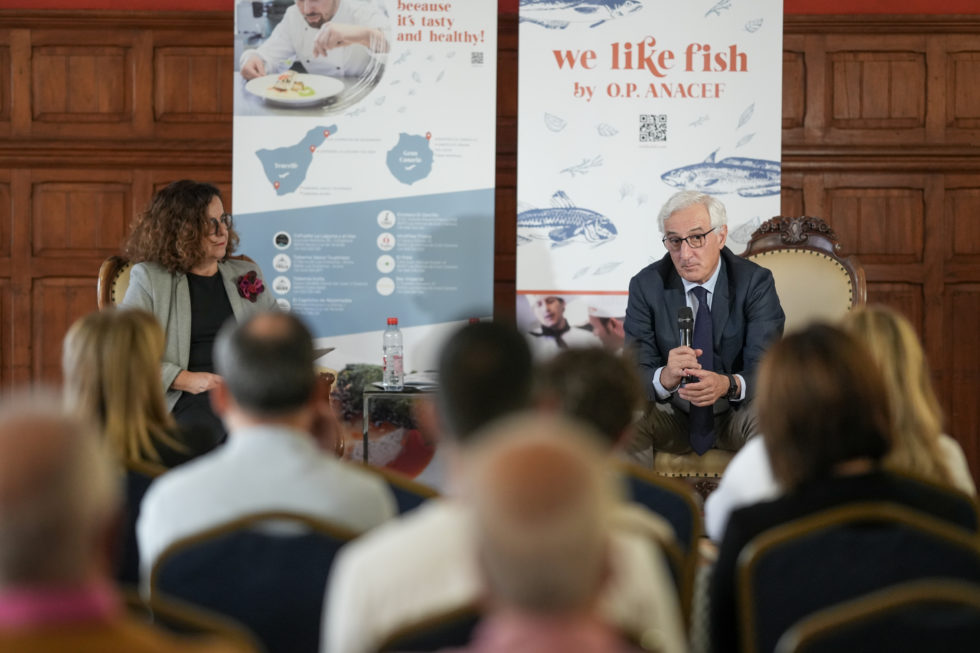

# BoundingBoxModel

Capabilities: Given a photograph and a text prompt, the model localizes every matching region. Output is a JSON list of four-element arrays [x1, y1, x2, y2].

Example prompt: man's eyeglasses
[[662, 227, 716, 251], [208, 213, 233, 235]]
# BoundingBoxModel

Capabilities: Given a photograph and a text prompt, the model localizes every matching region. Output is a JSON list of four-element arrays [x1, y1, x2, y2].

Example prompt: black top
[[172, 271, 234, 443], [709, 470, 980, 653], [185, 270, 234, 372]]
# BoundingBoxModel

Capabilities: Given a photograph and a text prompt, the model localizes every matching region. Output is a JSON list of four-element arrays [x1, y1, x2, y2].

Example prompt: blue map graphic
[[386, 133, 433, 185], [256, 125, 337, 196]]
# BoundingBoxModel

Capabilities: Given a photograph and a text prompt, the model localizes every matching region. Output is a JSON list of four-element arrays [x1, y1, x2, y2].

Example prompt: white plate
[[245, 73, 345, 108]]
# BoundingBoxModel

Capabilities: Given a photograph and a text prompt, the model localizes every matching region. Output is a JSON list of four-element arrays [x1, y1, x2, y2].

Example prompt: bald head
[[465, 414, 615, 614], [0, 394, 117, 588]]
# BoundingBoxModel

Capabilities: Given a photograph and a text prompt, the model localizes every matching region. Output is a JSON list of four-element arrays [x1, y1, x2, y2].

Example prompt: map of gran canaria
[[386, 133, 433, 185], [255, 125, 337, 196]]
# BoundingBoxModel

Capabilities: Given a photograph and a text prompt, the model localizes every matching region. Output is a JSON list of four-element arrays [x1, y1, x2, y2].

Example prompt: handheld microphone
[[677, 306, 697, 385]]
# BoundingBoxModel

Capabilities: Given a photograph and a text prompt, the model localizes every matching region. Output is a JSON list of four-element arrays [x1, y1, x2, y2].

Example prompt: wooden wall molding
[[0, 9, 978, 483]]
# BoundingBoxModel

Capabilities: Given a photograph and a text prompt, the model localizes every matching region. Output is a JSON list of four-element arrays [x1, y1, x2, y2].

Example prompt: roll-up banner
[[233, 0, 497, 485], [517, 1, 783, 357]]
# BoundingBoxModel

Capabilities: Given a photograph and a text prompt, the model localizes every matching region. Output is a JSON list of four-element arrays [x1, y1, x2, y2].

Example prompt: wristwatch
[[726, 374, 739, 400]]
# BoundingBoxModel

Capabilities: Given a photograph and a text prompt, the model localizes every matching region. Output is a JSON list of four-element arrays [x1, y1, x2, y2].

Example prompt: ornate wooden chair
[[741, 215, 866, 333], [651, 216, 867, 498]]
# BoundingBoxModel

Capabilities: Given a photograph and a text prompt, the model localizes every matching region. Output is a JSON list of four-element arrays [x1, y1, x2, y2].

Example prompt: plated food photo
[[244, 71, 346, 107]]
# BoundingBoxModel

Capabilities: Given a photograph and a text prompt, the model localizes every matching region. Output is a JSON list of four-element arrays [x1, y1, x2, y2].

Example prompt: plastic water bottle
[[382, 317, 404, 391]]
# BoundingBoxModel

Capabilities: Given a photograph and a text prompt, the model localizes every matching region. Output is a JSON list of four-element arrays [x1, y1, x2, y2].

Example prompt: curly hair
[[123, 180, 239, 273]]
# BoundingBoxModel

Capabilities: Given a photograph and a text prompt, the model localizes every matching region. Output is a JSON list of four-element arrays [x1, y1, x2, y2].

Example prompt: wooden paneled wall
[[0, 11, 978, 481]]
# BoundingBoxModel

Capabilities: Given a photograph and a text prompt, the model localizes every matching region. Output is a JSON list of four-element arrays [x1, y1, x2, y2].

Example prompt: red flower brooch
[[236, 271, 265, 303]]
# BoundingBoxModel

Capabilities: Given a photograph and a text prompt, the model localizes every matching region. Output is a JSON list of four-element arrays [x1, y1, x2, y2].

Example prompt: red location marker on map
[[309, 145, 316, 153], [425, 131, 432, 140], [323, 129, 331, 137], [274, 181, 280, 189]]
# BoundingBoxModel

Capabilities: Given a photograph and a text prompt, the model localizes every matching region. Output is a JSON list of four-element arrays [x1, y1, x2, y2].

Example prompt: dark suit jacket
[[624, 247, 784, 408]]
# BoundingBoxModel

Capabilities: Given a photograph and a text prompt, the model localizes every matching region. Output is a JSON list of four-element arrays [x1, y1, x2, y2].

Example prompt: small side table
[[361, 386, 437, 464]]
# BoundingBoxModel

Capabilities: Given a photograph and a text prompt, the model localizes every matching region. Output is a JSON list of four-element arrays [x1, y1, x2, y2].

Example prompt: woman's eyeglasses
[[208, 213, 233, 235]]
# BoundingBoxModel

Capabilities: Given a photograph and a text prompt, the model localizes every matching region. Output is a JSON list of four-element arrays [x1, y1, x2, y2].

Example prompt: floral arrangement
[[236, 270, 265, 302]]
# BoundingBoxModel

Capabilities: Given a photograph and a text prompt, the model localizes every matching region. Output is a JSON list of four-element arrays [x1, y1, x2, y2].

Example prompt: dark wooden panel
[[31, 181, 130, 257], [31, 277, 97, 384], [0, 180, 9, 259], [31, 45, 132, 122], [780, 173, 805, 217], [867, 281, 924, 335], [944, 184, 980, 260], [154, 46, 233, 122], [943, 283, 980, 481], [824, 185, 924, 263], [0, 44, 9, 123], [0, 277, 6, 387], [783, 50, 806, 129], [946, 51, 980, 129], [828, 50, 925, 129]]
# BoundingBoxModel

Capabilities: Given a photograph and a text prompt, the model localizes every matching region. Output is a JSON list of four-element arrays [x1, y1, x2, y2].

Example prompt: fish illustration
[[661, 151, 781, 197], [519, 0, 643, 30], [393, 51, 410, 65], [736, 132, 755, 148], [705, 0, 731, 18], [518, 191, 618, 247], [737, 103, 755, 129], [560, 155, 603, 177], [689, 114, 709, 127], [745, 18, 764, 33], [729, 216, 763, 244]]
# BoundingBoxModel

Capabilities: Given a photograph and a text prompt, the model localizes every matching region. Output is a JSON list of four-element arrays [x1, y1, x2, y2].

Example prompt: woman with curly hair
[[121, 180, 276, 442]]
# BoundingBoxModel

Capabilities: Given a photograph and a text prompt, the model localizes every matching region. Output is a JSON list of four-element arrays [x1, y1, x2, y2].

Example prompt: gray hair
[[657, 190, 727, 234], [465, 413, 615, 614], [0, 391, 118, 587], [214, 311, 317, 417]]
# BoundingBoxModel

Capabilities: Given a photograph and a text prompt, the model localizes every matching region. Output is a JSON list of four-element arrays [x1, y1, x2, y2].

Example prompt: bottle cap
[[387, 317, 398, 325]]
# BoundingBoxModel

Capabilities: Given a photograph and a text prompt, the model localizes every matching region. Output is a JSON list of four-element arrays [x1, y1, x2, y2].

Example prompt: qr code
[[639, 114, 667, 143], [471, 51, 484, 65]]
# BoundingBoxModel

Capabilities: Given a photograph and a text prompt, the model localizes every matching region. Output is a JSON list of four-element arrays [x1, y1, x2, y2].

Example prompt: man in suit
[[624, 191, 784, 461]]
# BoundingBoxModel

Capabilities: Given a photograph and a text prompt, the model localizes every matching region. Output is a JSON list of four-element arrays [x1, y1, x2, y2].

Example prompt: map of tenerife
[[386, 133, 434, 185], [256, 125, 337, 196]]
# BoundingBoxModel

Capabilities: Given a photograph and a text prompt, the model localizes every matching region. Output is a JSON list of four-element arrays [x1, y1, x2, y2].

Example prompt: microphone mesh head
[[678, 306, 694, 327]]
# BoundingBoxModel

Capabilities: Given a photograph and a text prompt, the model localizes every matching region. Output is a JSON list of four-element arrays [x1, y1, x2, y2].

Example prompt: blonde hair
[[62, 308, 185, 466], [841, 305, 952, 486]]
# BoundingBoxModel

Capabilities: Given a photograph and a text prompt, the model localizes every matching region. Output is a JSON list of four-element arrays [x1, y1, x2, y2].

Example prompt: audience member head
[[0, 394, 118, 590], [436, 321, 533, 444], [841, 305, 952, 486], [465, 414, 614, 615], [124, 179, 238, 273], [213, 311, 316, 420], [62, 307, 181, 466], [534, 346, 643, 450], [757, 323, 891, 490]]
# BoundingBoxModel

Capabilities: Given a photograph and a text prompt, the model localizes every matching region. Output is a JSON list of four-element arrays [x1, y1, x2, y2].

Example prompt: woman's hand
[[172, 370, 222, 394]]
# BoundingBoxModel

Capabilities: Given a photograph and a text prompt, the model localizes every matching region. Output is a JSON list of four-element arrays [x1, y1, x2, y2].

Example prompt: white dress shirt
[[137, 424, 396, 583]]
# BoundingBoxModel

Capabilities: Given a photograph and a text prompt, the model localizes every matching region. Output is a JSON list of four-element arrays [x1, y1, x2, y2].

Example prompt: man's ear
[[209, 377, 231, 417]]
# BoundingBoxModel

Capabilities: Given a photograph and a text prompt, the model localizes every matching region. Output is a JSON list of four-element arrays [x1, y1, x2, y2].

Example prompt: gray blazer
[[121, 259, 278, 410]]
